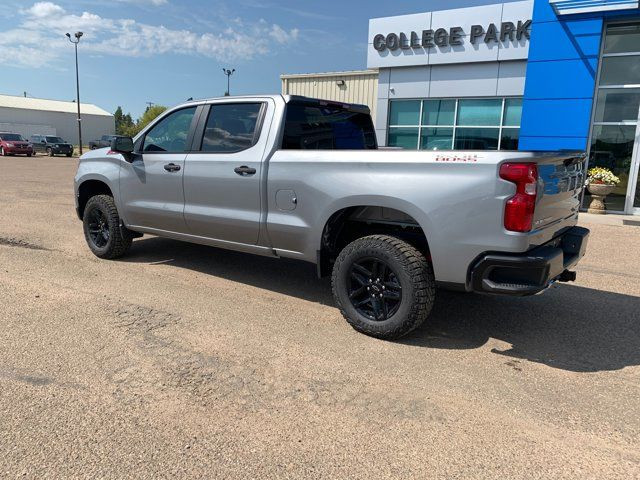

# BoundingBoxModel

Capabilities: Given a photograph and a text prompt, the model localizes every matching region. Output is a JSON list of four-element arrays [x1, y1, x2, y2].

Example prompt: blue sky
[[0, 0, 498, 118]]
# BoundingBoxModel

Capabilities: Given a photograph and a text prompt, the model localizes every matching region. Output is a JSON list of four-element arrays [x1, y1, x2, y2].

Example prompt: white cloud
[[114, 0, 169, 5], [0, 2, 300, 68], [269, 24, 299, 44]]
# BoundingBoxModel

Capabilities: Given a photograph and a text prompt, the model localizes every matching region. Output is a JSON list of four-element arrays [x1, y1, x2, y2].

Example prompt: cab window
[[199, 103, 262, 153], [143, 107, 197, 153]]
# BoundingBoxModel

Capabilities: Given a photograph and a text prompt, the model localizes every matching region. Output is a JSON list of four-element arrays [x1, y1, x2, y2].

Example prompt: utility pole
[[66, 31, 84, 154], [222, 68, 235, 96]]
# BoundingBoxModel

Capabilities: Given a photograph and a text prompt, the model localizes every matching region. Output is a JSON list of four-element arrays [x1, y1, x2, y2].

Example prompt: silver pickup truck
[[74, 95, 589, 339]]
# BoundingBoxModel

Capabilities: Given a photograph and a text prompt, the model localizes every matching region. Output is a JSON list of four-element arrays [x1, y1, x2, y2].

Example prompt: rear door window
[[199, 103, 263, 153], [282, 102, 377, 150]]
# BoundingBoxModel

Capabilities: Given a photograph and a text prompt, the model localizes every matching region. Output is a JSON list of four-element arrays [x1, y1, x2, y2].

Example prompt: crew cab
[[74, 95, 589, 340], [0, 132, 33, 156]]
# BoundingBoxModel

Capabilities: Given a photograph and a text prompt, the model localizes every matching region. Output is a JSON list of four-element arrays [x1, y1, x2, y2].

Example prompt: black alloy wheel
[[82, 195, 133, 259], [87, 207, 110, 248], [348, 257, 402, 321], [332, 235, 436, 340]]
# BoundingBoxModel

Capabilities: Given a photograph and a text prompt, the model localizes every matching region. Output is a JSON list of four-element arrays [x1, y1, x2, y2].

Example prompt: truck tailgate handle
[[234, 166, 256, 176]]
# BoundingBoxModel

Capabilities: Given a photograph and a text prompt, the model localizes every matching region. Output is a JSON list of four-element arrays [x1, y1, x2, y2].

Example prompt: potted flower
[[586, 167, 620, 214]]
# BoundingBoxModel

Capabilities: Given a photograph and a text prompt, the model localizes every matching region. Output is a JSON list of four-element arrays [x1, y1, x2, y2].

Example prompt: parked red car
[[0, 132, 33, 156]]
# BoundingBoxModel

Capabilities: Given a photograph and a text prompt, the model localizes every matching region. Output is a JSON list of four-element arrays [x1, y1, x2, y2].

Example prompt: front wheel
[[82, 195, 133, 259], [332, 235, 435, 340]]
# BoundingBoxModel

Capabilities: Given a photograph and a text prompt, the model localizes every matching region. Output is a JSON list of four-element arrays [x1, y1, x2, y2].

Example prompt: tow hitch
[[558, 270, 577, 282]]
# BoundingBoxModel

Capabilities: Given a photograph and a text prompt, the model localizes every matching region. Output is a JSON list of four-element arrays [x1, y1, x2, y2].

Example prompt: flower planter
[[587, 183, 616, 214]]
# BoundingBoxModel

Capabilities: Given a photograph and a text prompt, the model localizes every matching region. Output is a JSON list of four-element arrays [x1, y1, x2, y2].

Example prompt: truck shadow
[[124, 237, 640, 373]]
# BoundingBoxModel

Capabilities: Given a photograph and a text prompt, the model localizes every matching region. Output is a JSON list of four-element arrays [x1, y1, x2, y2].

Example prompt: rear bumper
[[470, 226, 589, 296]]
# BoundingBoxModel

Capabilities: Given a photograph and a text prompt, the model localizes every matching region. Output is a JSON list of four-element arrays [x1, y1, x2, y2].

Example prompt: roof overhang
[[549, 0, 639, 15]]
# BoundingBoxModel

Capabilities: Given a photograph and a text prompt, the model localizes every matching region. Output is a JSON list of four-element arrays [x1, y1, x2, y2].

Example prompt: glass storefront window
[[422, 100, 455, 126], [586, 125, 636, 212], [586, 21, 640, 214], [604, 23, 640, 54], [503, 99, 523, 126], [600, 56, 640, 86], [500, 128, 520, 150], [389, 101, 421, 125], [388, 97, 521, 151], [594, 88, 640, 123], [420, 127, 453, 150], [454, 127, 500, 150], [388, 127, 419, 149], [456, 99, 502, 126]]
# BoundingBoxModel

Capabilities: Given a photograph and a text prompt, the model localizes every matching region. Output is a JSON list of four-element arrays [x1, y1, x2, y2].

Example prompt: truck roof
[[180, 94, 370, 115]]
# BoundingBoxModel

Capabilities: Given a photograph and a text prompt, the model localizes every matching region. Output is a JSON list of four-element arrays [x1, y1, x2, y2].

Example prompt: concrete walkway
[[579, 212, 640, 227]]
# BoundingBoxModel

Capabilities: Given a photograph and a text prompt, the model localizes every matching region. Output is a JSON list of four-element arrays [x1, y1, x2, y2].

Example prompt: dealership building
[[283, 0, 640, 215]]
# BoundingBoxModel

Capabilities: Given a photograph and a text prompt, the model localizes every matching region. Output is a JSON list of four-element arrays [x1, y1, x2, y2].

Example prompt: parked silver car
[[74, 95, 589, 339]]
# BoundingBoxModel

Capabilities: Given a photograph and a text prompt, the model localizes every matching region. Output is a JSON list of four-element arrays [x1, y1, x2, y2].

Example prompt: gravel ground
[[1, 156, 639, 479]]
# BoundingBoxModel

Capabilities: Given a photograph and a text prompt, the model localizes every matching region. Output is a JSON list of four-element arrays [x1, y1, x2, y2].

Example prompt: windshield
[[46, 136, 65, 143], [0, 134, 24, 141]]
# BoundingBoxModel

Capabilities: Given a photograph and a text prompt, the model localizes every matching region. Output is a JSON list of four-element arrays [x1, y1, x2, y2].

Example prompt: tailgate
[[533, 152, 586, 231]]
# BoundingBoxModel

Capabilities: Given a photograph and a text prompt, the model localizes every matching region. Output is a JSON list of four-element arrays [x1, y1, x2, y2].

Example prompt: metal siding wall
[[282, 72, 379, 121], [0, 107, 114, 145]]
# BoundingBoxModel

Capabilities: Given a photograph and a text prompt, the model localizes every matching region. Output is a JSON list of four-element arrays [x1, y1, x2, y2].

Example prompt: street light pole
[[222, 68, 235, 96], [66, 31, 83, 154]]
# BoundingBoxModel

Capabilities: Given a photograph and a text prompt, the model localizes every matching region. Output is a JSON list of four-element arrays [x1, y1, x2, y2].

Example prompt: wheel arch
[[76, 178, 114, 220], [316, 197, 435, 277]]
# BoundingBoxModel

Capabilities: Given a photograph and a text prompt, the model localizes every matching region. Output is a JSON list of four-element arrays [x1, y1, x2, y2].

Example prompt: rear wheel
[[332, 234, 435, 340], [82, 195, 133, 259]]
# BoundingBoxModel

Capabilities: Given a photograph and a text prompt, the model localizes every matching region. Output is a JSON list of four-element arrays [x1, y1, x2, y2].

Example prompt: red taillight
[[499, 162, 538, 232]]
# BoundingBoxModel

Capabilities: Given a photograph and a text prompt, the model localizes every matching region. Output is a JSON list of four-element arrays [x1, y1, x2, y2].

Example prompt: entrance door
[[585, 22, 640, 214]]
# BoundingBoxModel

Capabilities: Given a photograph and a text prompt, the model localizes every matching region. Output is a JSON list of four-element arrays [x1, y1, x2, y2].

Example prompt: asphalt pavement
[[1, 155, 639, 479]]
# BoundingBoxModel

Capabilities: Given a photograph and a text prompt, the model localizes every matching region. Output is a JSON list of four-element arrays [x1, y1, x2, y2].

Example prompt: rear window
[[282, 101, 376, 150]]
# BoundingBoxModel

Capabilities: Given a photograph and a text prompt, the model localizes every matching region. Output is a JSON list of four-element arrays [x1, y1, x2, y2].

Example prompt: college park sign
[[372, 20, 531, 52]]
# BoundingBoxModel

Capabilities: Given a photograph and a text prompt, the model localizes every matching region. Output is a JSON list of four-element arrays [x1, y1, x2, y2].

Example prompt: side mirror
[[111, 136, 134, 154]]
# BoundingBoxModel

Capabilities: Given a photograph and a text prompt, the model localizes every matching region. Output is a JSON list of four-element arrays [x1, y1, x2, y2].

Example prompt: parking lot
[[1, 155, 639, 478]]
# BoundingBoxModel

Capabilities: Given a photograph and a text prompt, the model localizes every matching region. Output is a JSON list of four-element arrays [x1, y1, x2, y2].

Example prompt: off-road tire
[[82, 195, 133, 259], [332, 234, 435, 340]]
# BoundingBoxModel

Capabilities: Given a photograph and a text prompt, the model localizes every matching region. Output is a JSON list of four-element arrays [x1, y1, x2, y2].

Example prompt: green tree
[[136, 105, 167, 133], [114, 104, 167, 137], [114, 106, 135, 135]]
